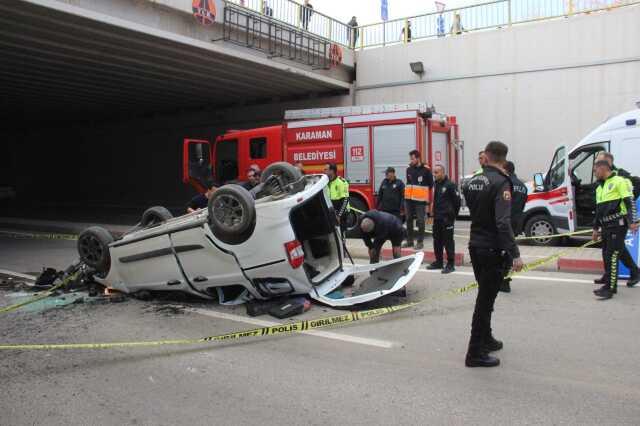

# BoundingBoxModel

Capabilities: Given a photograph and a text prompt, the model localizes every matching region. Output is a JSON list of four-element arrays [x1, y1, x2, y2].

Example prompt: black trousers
[[602, 226, 629, 291], [433, 219, 455, 264], [600, 226, 637, 279], [468, 247, 505, 355], [405, 200, 426, 243]]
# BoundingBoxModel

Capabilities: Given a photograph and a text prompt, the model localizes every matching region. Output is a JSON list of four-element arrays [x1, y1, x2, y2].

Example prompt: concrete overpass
[[0, 0, 354, 127]]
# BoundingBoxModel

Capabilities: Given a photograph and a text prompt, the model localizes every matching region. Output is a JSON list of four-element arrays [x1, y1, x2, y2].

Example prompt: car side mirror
[[533, 173, 545, 192]]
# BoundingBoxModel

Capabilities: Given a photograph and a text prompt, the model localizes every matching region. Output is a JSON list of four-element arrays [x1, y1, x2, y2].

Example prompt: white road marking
[[417, 268, 593, 284], [190, 308, 398, 349], [0, 269, 37, 281]]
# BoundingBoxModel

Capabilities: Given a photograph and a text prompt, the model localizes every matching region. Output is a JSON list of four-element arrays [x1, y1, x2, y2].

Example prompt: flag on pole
[[381, 0, 389, 21]]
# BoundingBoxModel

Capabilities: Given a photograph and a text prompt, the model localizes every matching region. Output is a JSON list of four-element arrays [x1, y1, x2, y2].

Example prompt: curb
[[557, 258, 604, 274]]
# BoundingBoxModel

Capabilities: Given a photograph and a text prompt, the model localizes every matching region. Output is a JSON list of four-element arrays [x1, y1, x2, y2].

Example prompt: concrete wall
[[355, 5, 640, 179]]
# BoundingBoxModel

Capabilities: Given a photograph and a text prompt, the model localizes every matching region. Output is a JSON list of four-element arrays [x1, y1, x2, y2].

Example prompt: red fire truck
[[183, 103, 461, 212]]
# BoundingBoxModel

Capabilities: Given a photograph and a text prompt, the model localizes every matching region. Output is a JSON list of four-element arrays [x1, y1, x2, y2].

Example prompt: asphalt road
[[1, 236, 640, 425]]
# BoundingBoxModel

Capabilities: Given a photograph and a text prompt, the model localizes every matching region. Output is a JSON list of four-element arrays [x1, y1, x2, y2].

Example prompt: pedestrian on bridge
[[300, 0, 313, 30]]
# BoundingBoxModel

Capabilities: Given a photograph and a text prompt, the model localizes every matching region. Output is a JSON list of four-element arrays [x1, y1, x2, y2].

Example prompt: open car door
[[308, 253, 424, 307], [183, 139, 214, 192], [537, 145, 576, 234]]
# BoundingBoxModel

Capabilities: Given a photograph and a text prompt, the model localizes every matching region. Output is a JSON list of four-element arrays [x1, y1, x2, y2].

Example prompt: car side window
[[548, 147, 566, 190], [250, 137, 267, 159]]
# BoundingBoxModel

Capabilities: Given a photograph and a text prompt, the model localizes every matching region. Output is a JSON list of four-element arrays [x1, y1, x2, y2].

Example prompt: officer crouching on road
[[404, 150, 433, 250], [324, 163, 350, 231], [500, 161, 528, 293], [463, 141, 523, 368], [377, 167, 405, 220], [360, 210, 406, 296], [428, 164, 461, 274], [592, 160, 639, 299]]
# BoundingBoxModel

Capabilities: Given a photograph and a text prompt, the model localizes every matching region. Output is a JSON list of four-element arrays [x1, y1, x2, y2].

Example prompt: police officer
[[594, 152, 639, 286], [324, 163, 350, 228], [377, 167, 405, 219], [500, 161, 528, 293], [592, 160, 639, 299], [428, 164, 461, 274], [360, 210, 406, 296], [463, 141, 523, 368], [474, 150, 488, 175], [404, 150, 433, 250], [186, 181, 218, 213]]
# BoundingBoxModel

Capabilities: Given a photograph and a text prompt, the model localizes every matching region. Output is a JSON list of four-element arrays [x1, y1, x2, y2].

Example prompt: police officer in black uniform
[[500, 161, 528, 292], [377, 167, 405, 219], [463, 141, 523, 368], [428, 164, 461, 274]]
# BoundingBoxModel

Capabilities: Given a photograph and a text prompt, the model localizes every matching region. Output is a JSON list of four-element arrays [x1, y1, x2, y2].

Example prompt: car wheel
[[141, 206, 173, 228], [208, 184, 256, 245], [524, 215, 558, 246], [260, 162, 304, 198], [77, 226, 114, 276]]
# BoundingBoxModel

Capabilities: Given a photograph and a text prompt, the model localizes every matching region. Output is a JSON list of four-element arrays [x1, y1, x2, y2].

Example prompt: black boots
[[484, 336, 503, 352], [465, 353, 500, 367], [427, 262, 443, 270], [499, 279, 511, 293], [441, 263, 455, 274], [594, 285, 615, 299]]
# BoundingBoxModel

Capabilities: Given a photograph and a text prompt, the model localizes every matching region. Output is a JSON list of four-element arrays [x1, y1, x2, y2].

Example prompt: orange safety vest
[[404, 185, 430, 202]]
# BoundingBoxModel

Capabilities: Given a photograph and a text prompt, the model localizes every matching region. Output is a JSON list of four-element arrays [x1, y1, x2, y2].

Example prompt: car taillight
[[285, 240, 304, 269]]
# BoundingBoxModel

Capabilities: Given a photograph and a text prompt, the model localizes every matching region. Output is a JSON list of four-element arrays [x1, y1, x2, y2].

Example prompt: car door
[[183, 139, 213, 192], [308, 252, 424, 307], [544, 145, 575, 233]]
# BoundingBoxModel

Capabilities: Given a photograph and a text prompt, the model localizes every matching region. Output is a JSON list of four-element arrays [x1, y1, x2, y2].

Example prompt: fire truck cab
[[183, 103, 461, 212]]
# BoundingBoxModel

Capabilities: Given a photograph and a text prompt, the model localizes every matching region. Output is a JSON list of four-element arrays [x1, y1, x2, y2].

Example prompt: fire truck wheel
[[141, 206, 173, 228], [524, 214, 558, 246], [77, 226, 114, 276], [260, 162, 304, 194], [208, 184, 256, 245]]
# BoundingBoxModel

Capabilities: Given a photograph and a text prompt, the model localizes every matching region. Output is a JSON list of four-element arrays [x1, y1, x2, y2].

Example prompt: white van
[[523, 106, 640, 245]]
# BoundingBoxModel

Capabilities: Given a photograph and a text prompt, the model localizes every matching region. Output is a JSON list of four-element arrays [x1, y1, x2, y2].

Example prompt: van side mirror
[[533, 173, 545, 192]]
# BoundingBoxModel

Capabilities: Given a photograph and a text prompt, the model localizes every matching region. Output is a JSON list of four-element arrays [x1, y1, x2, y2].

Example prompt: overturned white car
[[77, 163, 423, 307]]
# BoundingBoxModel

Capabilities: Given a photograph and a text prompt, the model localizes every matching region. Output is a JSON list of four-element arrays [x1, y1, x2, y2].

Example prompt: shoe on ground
[[483, 336, 503, 352], [427, 262, 443, 270], [594, 286, 614, 299], [627, 275, 639, 288], [441, 264, 455, 274], [499, 280, 511, 293], [402, 241, 414, 249], [465, 353, 500, 368], [415, 242, 424, 250], [594, 275, 606, 285]]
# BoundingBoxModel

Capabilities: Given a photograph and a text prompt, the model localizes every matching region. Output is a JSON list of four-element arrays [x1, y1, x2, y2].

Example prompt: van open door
[[527, 145, 576, 241], [183, 139, 213, 192]]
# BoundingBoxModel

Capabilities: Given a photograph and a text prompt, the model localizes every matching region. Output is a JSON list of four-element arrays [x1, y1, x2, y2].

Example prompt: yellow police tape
[[0, 239, 598, 351], [0, 271, 82, 315]]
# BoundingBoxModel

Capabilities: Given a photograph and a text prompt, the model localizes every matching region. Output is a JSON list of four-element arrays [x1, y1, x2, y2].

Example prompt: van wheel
[[524, 215, 558, 246], [345, 196, 368, 238], [141, 206, 173, 228], [260, 162, 304, 198], [77, 226, 114, 276], [208, 184, 256, 245]]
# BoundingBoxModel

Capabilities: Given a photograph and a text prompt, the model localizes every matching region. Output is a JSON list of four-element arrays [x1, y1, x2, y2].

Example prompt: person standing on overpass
[[404, 150, 433, 250], [463, 141, 523, 368]]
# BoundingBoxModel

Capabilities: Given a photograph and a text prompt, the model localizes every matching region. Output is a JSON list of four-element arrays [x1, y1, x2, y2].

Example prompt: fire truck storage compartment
[[344, 127, 371, 185], [372, 124, 417, 191], [290, 189, 340, 284]]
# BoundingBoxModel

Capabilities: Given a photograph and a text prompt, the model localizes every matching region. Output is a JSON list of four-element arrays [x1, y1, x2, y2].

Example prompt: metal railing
[[225, 0, 352, 47], [356, 0, 639, 49]]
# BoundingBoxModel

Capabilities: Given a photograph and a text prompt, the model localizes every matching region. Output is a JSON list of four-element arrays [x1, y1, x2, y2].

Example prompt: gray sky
[[311, 0, 481, 25]]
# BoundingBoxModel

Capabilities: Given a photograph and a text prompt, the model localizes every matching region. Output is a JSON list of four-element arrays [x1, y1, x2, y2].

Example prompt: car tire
[[208, 184, 256, 245], [259, 162, 304, 197], [141, 206, 173, 228], [77, 226, 114, 276], [524, 215, 558, 246]]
